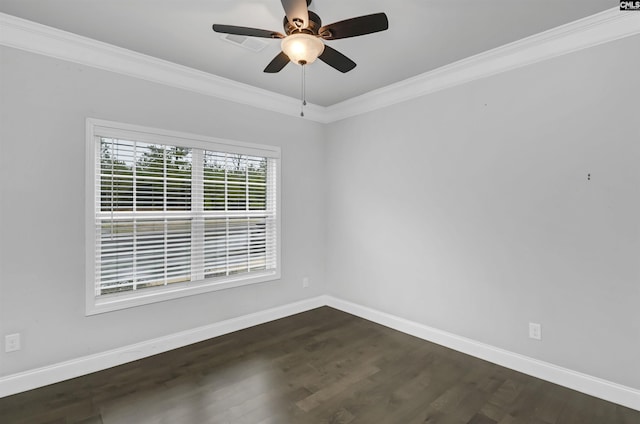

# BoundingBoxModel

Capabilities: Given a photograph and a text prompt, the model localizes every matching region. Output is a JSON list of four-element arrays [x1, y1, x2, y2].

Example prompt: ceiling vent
[[221, 34, 268, 52]]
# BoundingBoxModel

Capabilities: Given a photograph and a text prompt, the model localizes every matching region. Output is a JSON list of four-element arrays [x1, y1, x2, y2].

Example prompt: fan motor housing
[[284, 11, 322, 35]]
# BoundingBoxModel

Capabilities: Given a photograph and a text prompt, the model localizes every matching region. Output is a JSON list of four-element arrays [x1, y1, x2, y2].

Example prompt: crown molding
[[0, 12, 326, 123], [324, 7, 640, 122], [1, 7, 639, 124]]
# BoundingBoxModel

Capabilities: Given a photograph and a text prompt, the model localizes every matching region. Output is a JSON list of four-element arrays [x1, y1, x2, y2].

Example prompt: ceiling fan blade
[[318, 45, 356, 73], [319, 13, 389, 40], [264, 51, 291, 73], [212, 24, 284, 39], [281, 0, 309, 29]]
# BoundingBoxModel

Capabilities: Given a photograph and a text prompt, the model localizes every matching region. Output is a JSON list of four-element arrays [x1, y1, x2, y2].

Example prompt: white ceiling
[[0, 0, 616, 107]]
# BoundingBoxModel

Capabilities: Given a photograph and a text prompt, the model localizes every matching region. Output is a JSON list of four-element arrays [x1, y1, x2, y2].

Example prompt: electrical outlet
[[529, 323, 541, 340], [302, 277, 309, 288], [5, 333, 21, 352]]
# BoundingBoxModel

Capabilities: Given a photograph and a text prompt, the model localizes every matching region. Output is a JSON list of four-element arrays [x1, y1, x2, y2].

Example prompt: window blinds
[[95, 136, 278, 297]]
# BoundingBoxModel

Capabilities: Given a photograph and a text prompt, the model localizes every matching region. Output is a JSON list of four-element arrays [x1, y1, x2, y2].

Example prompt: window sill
[[85, 270, 280, 315]]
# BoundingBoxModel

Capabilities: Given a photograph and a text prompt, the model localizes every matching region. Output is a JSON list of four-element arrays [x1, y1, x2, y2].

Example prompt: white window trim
[[85, 118, 281, 315]]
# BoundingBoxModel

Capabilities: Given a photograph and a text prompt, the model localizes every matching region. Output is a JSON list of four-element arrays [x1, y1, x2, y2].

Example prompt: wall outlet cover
[[5, 333, 21, 352], [529, 323, 542, 340]]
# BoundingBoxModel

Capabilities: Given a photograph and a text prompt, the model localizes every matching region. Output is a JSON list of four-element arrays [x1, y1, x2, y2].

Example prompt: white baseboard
[[324, 296, 640, 412], [2, 294, 638, 412], [0, 296, 327, 398]]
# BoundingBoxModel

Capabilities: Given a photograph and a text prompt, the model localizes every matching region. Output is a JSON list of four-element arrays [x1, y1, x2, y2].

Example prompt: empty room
[[0, 0, 639, 423]]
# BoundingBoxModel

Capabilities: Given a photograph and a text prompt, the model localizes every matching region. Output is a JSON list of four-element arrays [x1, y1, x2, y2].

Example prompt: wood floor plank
[[0, 307, 637, 423]]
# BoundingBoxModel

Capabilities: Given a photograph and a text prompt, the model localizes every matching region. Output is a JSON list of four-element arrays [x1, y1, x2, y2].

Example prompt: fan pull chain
[[300, 64, 307, 117]]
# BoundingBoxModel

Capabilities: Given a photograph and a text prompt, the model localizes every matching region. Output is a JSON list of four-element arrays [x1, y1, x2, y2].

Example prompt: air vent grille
[[221, 34, 268, 52]]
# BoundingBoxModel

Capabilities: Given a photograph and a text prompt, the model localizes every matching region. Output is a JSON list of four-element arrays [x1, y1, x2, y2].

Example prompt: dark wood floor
[[0, 307, 637, 424]]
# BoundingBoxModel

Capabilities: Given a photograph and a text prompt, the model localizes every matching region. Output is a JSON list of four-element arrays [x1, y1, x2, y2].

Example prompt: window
[[86, 119, 280, 314]]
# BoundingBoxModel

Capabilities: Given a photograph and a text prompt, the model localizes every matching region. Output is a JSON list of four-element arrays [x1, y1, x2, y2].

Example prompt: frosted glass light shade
[[281, 33, 325, 65]]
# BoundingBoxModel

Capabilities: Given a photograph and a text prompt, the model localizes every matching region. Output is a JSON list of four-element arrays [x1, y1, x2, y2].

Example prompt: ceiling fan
[[212, 0, 389, 73]]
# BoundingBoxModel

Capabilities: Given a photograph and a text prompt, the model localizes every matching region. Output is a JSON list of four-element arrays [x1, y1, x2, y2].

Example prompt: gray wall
[[325, 35, 640, 389], [0, 46, 326, 376], [2, 33, 639, 392]]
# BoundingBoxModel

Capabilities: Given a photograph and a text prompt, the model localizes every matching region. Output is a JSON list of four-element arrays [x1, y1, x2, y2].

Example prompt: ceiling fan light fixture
[[281, 33, 324, 65]]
